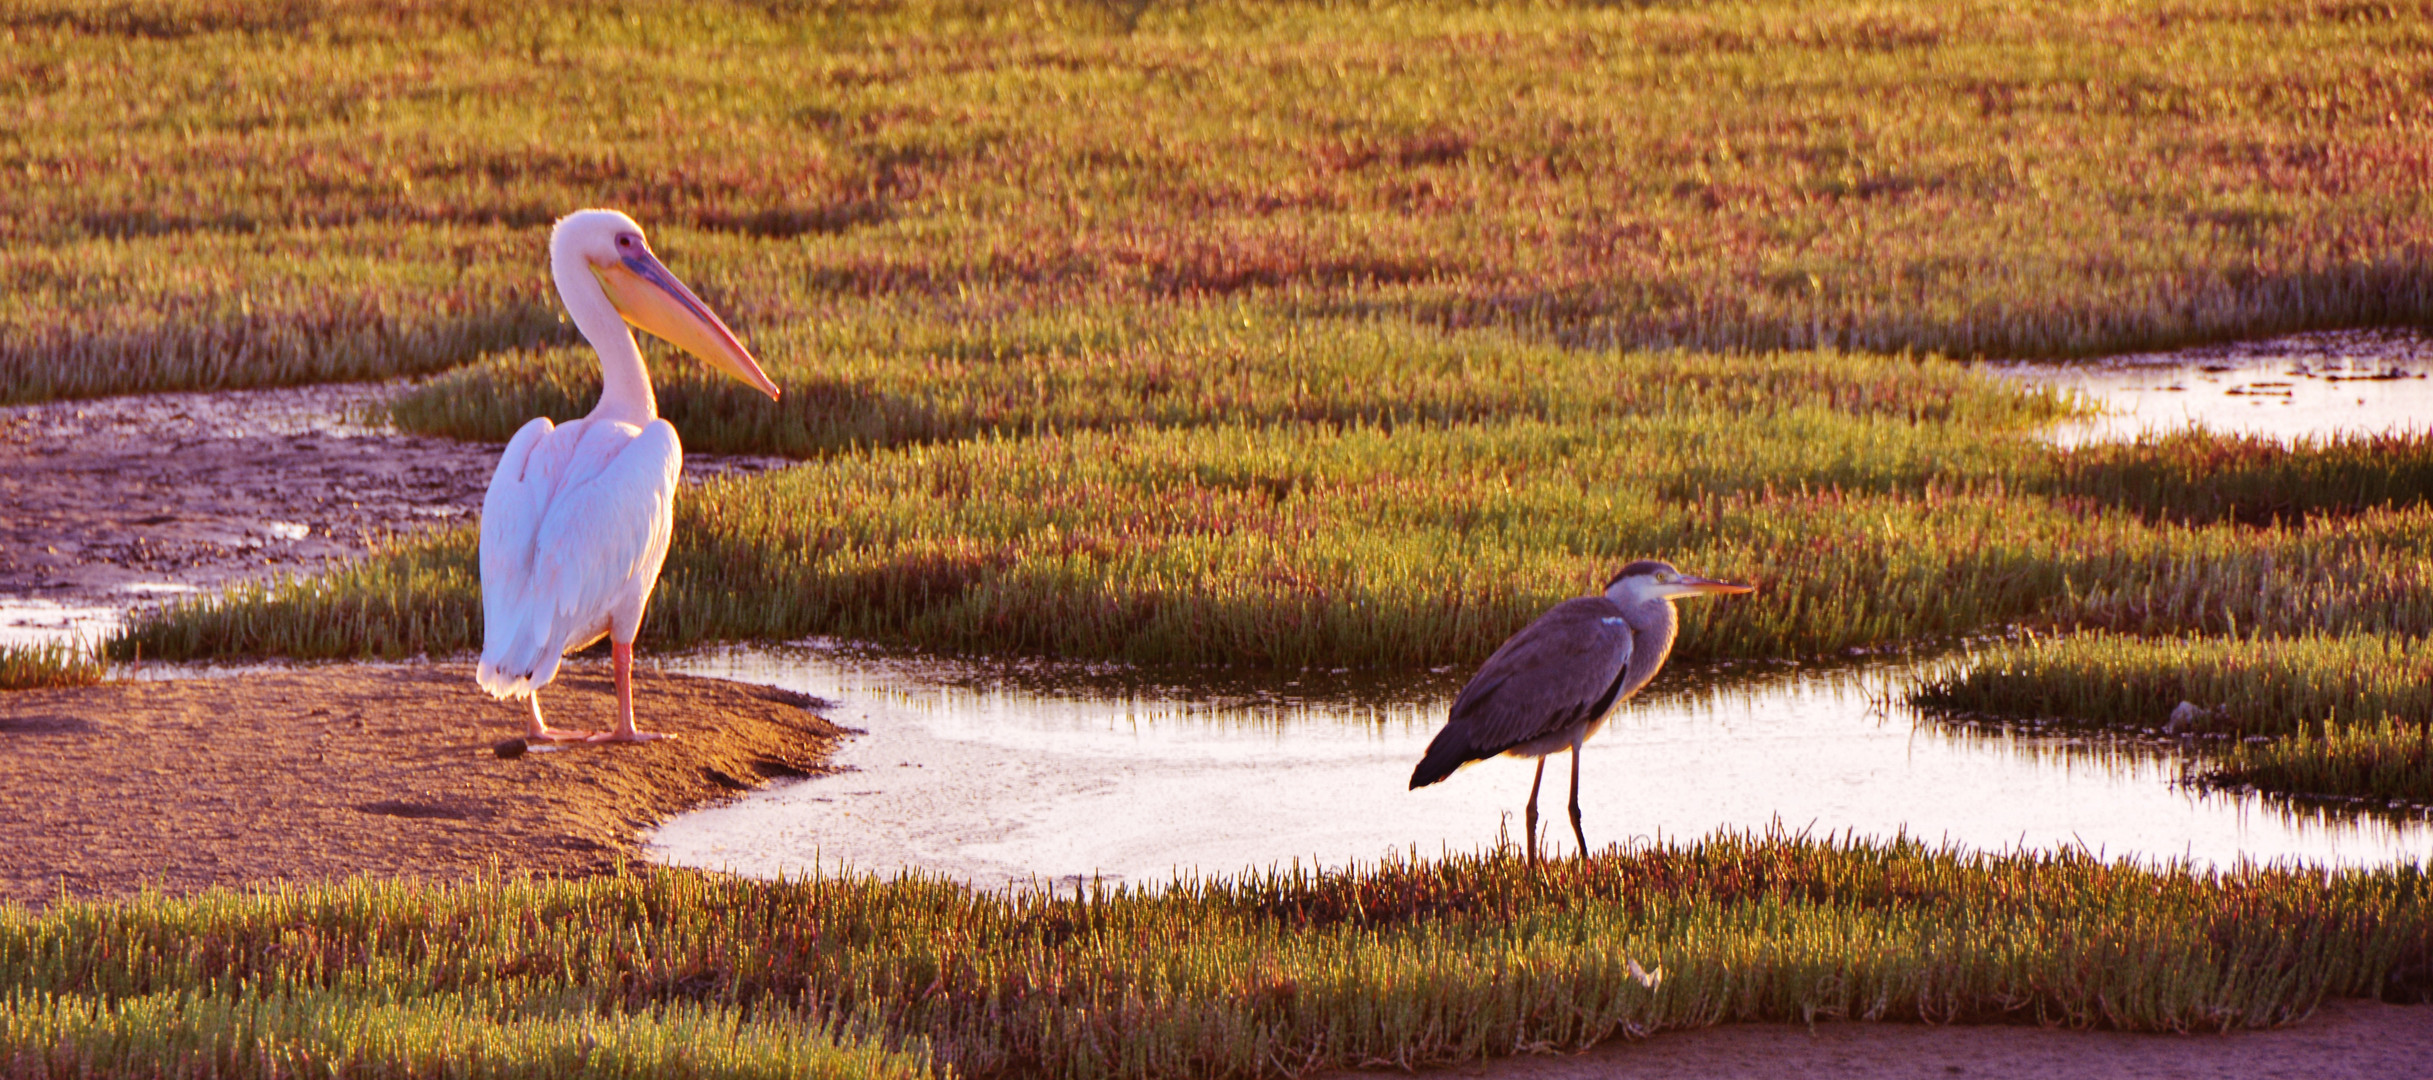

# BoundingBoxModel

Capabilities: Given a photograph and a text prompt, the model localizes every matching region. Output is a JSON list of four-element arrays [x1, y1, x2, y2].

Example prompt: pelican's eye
[[616, 235, 635, 249]]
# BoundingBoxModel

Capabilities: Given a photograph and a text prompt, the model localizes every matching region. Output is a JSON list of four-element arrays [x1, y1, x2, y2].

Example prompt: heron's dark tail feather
[[1409, 735, 1478, 789]]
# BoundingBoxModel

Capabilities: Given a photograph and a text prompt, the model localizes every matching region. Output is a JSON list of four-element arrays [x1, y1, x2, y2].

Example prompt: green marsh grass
[[0, 227, 565, 404], [2040, 430, 2433, 527], [387, 316, 2074, 453], [138, 342, 2102, 664], [118, 387, 2089, 665], [0, 990, 927, 1080], [114, 537, 483, 663], [2, 833, 2426, 1077], [2213, 718, 2433, 808], [1910, 632, 2433, 803], [1911, 632, 2433, 740], [116, 398, 2433, 669], [0, 642, 103, 692], [8, 0, 2433, 402]]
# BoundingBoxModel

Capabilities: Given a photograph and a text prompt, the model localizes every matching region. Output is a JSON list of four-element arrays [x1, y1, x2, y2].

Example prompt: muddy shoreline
[[0, 379, 787, 639]]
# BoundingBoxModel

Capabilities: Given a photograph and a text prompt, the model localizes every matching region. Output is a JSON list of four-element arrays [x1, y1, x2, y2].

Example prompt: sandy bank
[[0, 661, 843, 908]]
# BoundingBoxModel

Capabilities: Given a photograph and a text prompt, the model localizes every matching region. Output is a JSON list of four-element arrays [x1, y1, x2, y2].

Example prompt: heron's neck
[[1617, 599, 1680, 702], [552, 253, 657, 425]]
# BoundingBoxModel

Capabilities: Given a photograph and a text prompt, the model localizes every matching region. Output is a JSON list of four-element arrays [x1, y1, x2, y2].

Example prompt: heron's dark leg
[[1567, 744, 1588, 859], [1524, 757, 1548, 863]]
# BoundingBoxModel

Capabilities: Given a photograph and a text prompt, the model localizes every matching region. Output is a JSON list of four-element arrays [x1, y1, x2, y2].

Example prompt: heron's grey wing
[[1409, 597, 1633, 788]]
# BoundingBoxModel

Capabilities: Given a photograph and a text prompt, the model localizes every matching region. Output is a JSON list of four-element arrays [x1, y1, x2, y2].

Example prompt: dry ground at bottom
[[1331, 997, 2433, 1080], [0, 662, 844, 908]]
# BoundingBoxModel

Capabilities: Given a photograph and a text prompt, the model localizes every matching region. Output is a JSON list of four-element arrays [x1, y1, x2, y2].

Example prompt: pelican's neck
[[551, 249, 656, 425]]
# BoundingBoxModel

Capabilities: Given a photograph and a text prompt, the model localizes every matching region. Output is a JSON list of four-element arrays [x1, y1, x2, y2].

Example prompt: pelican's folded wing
[[528, 420, 682, 656], [477, 417, 562, 697]]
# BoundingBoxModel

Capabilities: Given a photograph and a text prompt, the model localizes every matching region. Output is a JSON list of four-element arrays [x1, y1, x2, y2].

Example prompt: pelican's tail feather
[[474, 658, 526, 699], [476, 618, 564, 700], [475, 658, 538, 700]]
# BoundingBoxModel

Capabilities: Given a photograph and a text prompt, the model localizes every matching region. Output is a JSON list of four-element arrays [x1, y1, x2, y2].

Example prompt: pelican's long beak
[[1664, 575, 1755, 598], [592, 247, 781, 401]]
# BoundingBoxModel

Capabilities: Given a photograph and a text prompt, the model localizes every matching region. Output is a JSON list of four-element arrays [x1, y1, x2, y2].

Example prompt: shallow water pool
[[1994, 328, 2433, 444], [646, 643, 2433, 890], [0, 598, 122, 651]]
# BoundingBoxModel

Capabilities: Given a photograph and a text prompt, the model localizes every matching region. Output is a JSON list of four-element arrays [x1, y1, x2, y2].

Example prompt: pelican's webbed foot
[[585, 727, 674, 744], [525, 698, 598, 742]]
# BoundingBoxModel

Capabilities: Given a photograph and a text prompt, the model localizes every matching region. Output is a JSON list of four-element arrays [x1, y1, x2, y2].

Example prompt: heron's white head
[[550, 209, 780, 400], [1603, 559, 1754, 606]]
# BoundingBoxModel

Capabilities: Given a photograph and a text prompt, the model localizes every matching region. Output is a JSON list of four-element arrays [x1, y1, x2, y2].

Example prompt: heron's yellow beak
[[592, 249, 781, 401], [1665, 575, 1755, 598]]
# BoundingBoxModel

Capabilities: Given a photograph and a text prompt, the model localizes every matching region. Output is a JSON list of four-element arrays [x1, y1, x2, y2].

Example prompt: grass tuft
[[0, 642, 105, 692], [1911, 632, 2433, 804], [0, 989, 928, 1080], [384, 317, 2072, 455], [1911, 632, 2433, 740], [2212, 718, 2433, 809], [2038, 430, 2433, 527]]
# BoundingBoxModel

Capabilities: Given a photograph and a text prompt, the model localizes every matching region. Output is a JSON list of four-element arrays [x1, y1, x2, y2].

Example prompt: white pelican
[[1409, 560, 1753, 861], [476, 209, 780, 742]]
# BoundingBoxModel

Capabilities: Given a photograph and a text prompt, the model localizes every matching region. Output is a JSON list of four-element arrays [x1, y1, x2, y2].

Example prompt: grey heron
[[1409, 560, 1754, 861]]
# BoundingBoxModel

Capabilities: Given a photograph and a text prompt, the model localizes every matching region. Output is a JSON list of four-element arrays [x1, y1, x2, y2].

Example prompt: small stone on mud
[[494, 737, 528, 760]]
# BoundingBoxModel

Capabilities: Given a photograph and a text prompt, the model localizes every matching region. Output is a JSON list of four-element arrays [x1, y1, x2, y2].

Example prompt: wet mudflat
[[645, 643, 2433, 890], [0, 379, 788, 647], [0, 381, 825, 906], [0, 382, 495, 605]]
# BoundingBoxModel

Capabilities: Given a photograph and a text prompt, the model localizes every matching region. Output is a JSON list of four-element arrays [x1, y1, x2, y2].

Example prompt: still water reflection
[[1994, 328, 2433, 444], [646, 643, 2432, 890], [0, 598, 121, 651]]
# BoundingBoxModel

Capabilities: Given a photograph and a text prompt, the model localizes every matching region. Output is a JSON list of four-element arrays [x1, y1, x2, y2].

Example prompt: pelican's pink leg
[[589, 640, 671, 743], [526, 695, 598, 742]]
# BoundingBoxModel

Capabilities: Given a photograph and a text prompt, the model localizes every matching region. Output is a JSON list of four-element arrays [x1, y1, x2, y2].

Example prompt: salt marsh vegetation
[[7, 0, 2433, 1068], [6, 0, 2432, 404], [1914, 632, 2433, 806], [4, 834, 2428, 1078]]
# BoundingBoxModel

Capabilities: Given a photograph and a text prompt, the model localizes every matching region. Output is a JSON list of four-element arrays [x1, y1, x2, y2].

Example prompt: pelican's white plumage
[[474, 415, 678, 697], [475, 209, 778, 742]]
